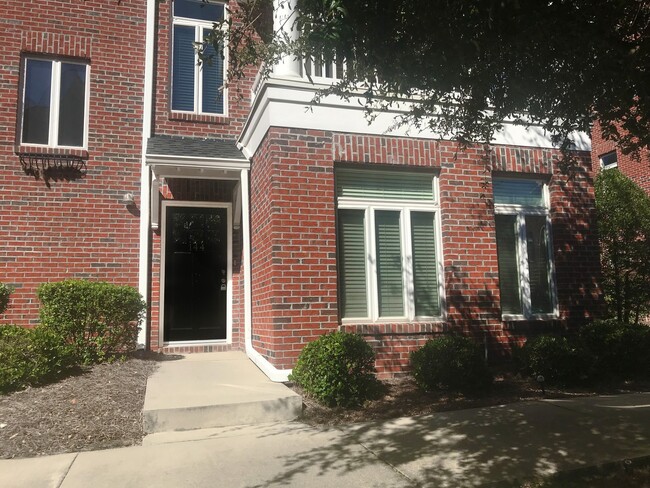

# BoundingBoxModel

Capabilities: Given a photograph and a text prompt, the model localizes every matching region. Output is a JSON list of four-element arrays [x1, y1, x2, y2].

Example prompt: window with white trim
[[171, 0, 226, 115], [336, 169, 443, 322], [493, 178, 557, 319], [600, 151, 618, 170], [20, 57, 89, 148]]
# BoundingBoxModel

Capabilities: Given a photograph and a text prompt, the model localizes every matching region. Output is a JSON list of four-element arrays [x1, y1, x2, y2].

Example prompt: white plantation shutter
[[337, 170, 434, 201], [495, 214, 522, 315], [411, 211, 439, 316], [493, 179, 544, 206], [375, 210, 404, 317], [338, 209, 368, 318]]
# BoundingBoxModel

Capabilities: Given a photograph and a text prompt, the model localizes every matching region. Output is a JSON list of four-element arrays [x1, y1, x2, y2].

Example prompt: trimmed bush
[[38, 280, 146, 364], [0, 325, 76, 393], [579, 320, 650, 380], [0, 283, 12, 315], [288, 332, 381, 408], [410, 335, 492, 393], [520, 335, 588, 385]]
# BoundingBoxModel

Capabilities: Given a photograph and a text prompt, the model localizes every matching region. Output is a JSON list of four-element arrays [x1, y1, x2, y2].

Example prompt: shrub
[[0, 283, 12, 315], [521, 335, 588, 385], [410, 335, 492, 394], [288, 332, 381, 408], [595, 170, 650, 323], [579, 320, 650, 380], [0, 325, 76, 393], [38, 280, 146, 364]]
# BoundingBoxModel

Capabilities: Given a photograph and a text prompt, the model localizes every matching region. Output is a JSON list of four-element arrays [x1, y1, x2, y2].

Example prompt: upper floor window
[[336, 169, 443, 322], [21, 57, 89, 148], [493, 178, 557, 319], [600, 151, 618, 170], [172, 0, 226, 115]]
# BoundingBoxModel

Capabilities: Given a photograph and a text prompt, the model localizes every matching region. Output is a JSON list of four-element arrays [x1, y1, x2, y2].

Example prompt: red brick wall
[[591, 121, 650, 194], [0, 1, 147, 325], [251, 130, 603, 376], [153, 0, 257, 140], [250, 128, 339, 369]]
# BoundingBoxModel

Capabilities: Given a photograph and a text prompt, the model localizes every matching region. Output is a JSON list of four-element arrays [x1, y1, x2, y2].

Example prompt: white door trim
[[160, 200, 233, 347]]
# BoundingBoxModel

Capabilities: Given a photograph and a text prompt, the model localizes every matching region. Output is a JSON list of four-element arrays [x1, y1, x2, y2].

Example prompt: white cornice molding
[[238, 77, 591, 158]]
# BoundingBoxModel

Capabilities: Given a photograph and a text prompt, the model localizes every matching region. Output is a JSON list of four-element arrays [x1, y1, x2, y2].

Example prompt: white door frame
[[159, 200, 233, 347]]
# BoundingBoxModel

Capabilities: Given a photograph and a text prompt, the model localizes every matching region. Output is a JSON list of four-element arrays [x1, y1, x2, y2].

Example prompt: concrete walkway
[[143, 352, 301, 433], [1, 393, 648, 487]]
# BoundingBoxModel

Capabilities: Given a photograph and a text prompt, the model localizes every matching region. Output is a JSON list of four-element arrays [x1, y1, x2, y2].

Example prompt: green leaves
[[410, 335, 492, 394], [222, 0, 650, 158], [289, 331, 381, 408], [37, 280, 146, 364], [0, 283, 12, 316], [595, 170, 650, 323]]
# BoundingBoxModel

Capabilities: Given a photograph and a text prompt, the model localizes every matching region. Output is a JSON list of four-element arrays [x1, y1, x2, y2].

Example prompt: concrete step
[[143, 352, 302, 434]]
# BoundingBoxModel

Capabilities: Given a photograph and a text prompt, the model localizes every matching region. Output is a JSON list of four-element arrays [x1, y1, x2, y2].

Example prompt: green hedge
[[519, 335, 588, 386], [0, 325, 76, 393], [38, 280, 146, 364], [410, 335, 492, 394], [289, 332, 381, 408], [519, 321, 650, 385], [578, 320, 650, 380]]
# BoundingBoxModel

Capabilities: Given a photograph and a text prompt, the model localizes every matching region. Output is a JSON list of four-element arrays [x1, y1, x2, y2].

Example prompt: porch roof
[[146, 135, 249, 181], [147, 135, 247, 162]]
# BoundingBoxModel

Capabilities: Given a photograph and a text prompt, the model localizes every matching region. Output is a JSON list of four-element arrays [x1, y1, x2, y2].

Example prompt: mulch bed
[[0, 353, 161, 459], [1, 358, 648, 460]]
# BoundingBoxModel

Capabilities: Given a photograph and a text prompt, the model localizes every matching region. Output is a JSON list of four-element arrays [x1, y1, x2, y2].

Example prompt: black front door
[[164, 206, 227, 341]]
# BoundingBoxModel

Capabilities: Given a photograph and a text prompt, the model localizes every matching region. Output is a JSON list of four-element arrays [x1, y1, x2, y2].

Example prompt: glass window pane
[[526, 215, 553, 313], [495, 215, 522, 315], [201, 28, 224, 114], [493, 179, 544, 206], [337, 170, 434, 201], [375, 210, 404, 317], [172, 25, 196, 111], [338, 210, 368, 318], [58, 63, 86, 147], [22, 59, 52, 144], [174, 0, 224, 21], [411, 212, 439, 316]]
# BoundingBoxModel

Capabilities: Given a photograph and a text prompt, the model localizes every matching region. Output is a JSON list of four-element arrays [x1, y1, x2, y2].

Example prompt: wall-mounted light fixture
[[122, 193, 136, 206]]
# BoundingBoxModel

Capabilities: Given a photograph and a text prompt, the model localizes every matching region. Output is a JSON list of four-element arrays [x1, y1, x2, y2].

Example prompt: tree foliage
[[595, 170, 650, 323], [207, 0, 650, 158]]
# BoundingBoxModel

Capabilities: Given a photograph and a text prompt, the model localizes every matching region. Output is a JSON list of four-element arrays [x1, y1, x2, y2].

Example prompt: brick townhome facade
[[590, 121, 650, 194], [1, 0, 602, 379]]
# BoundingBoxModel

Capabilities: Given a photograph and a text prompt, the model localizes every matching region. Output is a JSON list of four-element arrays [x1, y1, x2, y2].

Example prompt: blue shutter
[[174, 0, 224, 21], [172, 25, 196, 112], [201, 28, 224, 114]]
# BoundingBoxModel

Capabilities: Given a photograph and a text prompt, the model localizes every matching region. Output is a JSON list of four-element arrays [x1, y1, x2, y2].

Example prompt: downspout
[[137, 0, 156, 347]]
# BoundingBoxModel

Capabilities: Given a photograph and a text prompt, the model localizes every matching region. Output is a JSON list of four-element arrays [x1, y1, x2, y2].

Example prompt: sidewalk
[[1, 393, 648, 487]]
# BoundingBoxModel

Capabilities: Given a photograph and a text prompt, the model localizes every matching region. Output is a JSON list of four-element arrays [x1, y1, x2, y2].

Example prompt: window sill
[[169, 111, 229, 125], [15, 145, 89, 159]]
